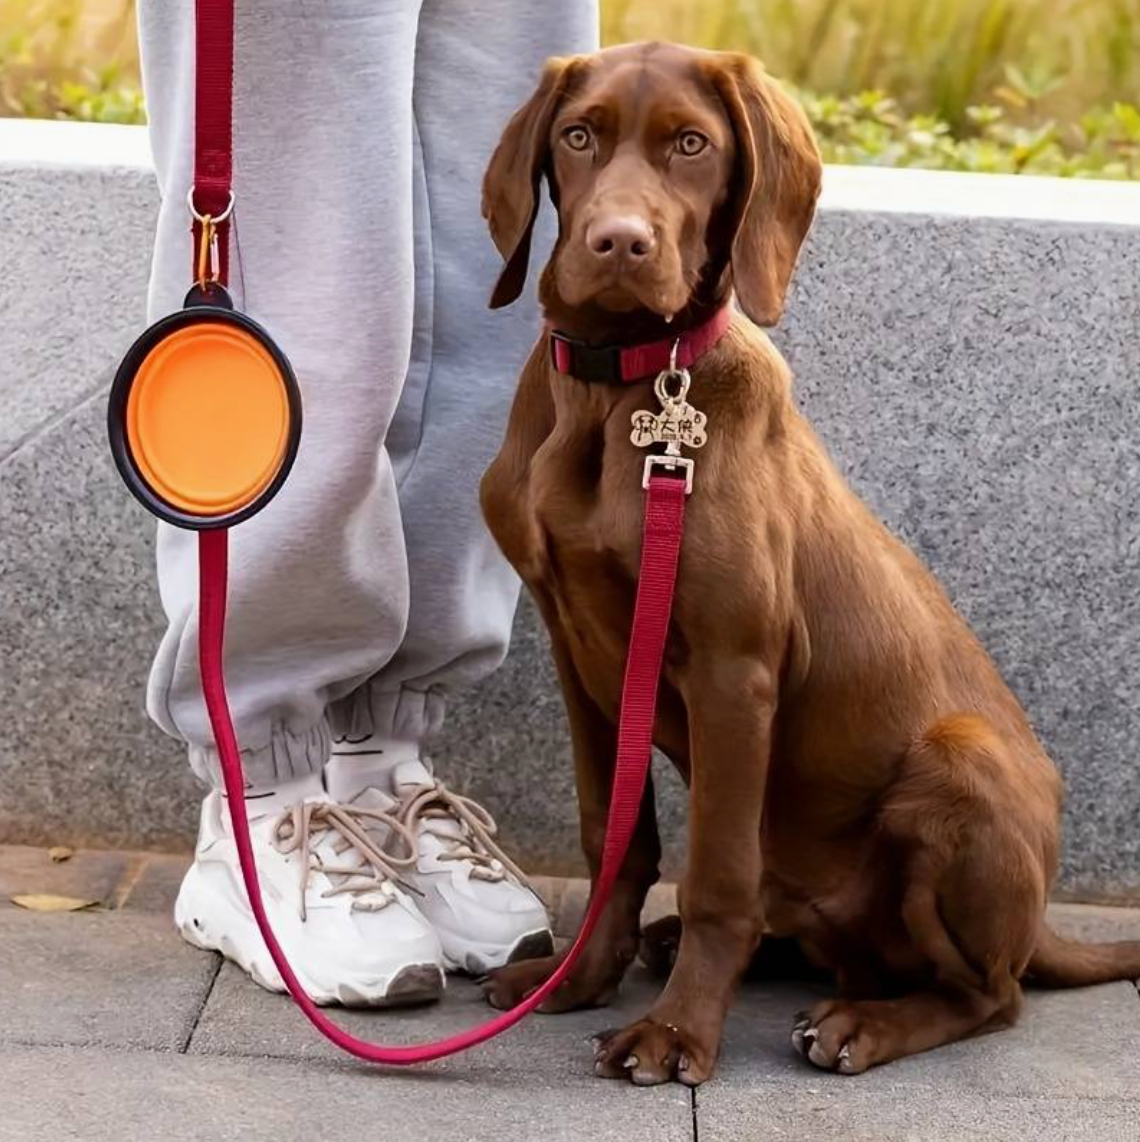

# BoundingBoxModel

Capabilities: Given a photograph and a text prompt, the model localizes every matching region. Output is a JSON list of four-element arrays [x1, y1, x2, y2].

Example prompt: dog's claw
[[623, 1054, 639, 1069], [791, 1012, 813, 1055]]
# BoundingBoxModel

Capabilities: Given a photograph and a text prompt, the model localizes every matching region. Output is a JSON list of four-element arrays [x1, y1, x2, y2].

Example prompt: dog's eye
[[676, 130, 708, 157], [563, 125, 592, 152]]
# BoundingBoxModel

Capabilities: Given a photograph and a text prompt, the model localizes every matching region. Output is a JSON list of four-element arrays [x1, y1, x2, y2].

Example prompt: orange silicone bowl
[[109, 303, 301, 529]]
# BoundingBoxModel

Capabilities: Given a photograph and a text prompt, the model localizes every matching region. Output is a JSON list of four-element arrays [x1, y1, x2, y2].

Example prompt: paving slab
[[0, 844, 133, 909], [0, 908, 219, 1051], [189, 958, 673, 1085], [696, 1084, 1138, 1142], [701, 903, 1140, 1140], [0, 1044, 692, 1142], [118, 851, 192, 913]]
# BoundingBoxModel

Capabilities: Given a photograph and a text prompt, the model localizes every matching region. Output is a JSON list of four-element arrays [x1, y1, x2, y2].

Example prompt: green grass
[[3, 0, 1138, 177]]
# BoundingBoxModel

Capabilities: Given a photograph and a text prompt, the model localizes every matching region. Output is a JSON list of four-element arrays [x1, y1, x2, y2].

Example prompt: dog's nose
[[586, 215, 656, 261]]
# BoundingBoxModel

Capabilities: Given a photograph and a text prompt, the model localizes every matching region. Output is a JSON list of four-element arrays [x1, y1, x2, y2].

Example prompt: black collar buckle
[[550, 331, 626, 384]]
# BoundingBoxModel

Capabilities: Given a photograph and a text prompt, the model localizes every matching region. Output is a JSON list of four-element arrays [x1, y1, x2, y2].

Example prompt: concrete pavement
[[2, 843, 1139, 1141]]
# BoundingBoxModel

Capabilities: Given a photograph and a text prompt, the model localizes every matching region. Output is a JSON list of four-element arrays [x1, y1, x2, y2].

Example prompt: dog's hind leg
[[796, 714, 1048, 1074]]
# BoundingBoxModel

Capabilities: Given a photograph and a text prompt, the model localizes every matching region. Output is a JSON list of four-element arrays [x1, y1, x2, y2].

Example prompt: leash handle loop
[[191, 0, 235, 285], [198, 473, 688, 1063]]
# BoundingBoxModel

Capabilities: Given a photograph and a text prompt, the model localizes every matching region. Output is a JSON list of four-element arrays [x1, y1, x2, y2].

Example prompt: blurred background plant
[[607, 0, 1140, 177], [1, 0, 142, 123], [3, 0, 1138, 176]]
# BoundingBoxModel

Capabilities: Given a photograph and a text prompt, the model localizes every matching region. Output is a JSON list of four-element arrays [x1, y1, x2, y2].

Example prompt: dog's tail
[[1026, 923, 1140, 988]]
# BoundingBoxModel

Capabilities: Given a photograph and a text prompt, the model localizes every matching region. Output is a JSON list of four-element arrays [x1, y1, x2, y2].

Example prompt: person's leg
[[328, 0, 599, 749], [324, 0, 599, 973], [144, 0, 420, 786], [140, 0, 443, 1003]]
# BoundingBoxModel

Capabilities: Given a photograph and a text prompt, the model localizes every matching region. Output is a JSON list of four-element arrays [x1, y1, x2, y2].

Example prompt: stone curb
[[0, 843, 679, 938]]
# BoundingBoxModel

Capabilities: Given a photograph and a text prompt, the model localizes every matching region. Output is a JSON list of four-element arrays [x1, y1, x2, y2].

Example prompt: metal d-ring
[[186, 186, 235, 224], [654, 365, 691, 407]]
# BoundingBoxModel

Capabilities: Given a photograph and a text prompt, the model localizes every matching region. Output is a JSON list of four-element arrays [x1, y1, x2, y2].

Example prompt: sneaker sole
[[175, 867, 444, 1008], [441, 927, 556, 975], [508, 929, 556, 965]]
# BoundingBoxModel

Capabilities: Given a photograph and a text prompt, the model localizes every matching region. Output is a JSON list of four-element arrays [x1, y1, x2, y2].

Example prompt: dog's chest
[[499, 421, 647, 714]]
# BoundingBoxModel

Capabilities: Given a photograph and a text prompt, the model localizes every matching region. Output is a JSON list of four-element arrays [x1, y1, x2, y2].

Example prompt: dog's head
[[482, 42, 821, 331]]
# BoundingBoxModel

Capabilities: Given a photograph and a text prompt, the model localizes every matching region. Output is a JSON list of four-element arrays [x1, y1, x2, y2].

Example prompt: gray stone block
[[0, 387, 202, 852], [439, 200, 1140, 896], [2, 126, 1140, 901], [0, 124, 155, 459]]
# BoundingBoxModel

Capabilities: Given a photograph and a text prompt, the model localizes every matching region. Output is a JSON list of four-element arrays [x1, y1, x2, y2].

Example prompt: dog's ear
[[482, 57, 579, 309], [706, 54, 821, 327]]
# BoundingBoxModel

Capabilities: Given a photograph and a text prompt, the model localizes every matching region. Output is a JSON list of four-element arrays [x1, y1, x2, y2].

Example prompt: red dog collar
[[550, 304, 733, 384]]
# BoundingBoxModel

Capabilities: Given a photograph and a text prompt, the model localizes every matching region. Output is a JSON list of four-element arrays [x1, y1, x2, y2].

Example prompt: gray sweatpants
[[138, 0, 597, 787]]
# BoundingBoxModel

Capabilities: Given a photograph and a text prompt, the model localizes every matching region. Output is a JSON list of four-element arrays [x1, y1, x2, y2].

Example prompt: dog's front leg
[[484, 596, 661, 1013], [594, 655, 774, 1085]]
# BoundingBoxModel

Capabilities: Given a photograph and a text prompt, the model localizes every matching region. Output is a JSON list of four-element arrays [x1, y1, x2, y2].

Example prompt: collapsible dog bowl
[[108, 290, 301, 529]]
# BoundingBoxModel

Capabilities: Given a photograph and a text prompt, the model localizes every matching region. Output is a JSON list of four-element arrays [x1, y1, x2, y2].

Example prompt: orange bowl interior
[[125, 321, 292, 517]]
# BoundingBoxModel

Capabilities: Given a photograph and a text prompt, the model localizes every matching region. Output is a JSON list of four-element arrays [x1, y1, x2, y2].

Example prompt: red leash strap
[[198, 474, 688, 1062], [191, 0, 234, 284]]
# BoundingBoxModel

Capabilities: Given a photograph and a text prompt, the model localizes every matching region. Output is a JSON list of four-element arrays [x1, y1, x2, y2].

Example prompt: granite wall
[[2, 122, 1138, 899]]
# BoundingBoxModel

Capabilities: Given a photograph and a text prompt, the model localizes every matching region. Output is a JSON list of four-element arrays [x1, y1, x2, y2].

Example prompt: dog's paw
[[791, 1001, 879, 1075], [592, 1017, 716, 1086], [482, 954, 616, 1014]]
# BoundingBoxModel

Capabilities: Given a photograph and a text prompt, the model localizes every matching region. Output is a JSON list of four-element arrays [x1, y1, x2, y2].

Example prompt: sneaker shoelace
[[270, 801, 418, 920], [396, 779, 530, 887]]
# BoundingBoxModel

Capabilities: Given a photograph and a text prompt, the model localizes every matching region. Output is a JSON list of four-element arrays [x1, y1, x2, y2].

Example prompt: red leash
[[191, 0, 692, 1064], [199, 477, 687, 1062]]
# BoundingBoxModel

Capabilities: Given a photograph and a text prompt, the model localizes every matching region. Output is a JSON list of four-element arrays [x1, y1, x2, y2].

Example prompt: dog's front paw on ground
[[791, 1001, 882, 1075], [592, 1018, 715, 1086], [482, 955, 616, 1013]]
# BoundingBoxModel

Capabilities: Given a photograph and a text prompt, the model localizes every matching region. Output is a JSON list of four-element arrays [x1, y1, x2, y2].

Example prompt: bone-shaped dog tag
[[630, 400, 708, 450]]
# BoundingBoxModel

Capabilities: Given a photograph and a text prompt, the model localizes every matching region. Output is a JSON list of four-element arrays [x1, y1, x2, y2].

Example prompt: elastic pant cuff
[[328, 684, 445, 745], [189, 718, 333, 790]]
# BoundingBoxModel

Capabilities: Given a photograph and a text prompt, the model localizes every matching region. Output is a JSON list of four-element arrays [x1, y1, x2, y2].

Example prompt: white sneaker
[[326, 740, 554, 975], [175, 776, 445, 1007]]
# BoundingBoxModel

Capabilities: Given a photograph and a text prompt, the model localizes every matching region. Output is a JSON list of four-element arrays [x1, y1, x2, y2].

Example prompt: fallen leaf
[[47, 846, 75, 863], [11, 894, 99, 913]]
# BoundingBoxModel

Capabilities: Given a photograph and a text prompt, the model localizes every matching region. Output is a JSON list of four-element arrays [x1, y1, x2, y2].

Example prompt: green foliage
[[3, 66, 143, 124], [604, 0, 1140, 133], [2, 0, 1138, 178], [799, 87, 1140, 178], [0, 0, 143, 124], [603, 0, 1140, 180]]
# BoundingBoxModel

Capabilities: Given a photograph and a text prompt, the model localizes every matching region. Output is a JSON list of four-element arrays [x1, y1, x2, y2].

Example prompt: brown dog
[[478, 42, 1140, 1086]]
